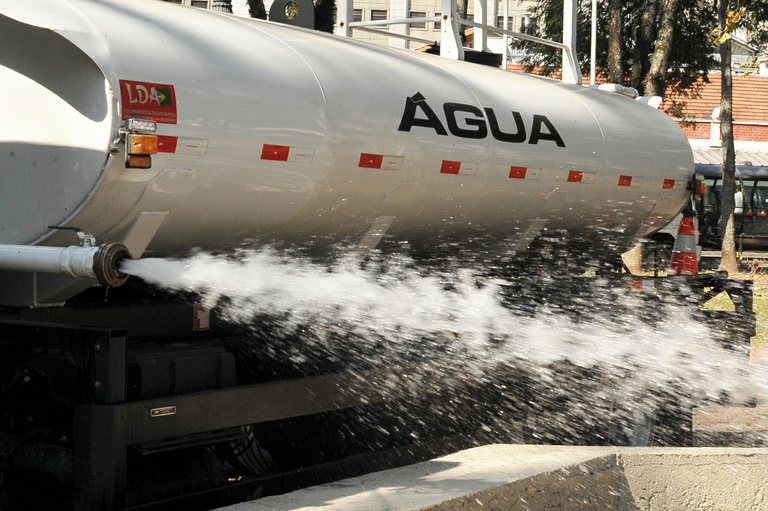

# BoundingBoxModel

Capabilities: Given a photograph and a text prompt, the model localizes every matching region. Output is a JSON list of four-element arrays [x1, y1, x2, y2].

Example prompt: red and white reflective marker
[[440, 160, 478, 175], [567, 170, 596, 184], [261, 144, 315, 163], [358, 153, 404, 170]]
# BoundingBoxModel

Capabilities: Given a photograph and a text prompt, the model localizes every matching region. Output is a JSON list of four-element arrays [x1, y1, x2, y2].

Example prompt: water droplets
[[122, 249, 764, 444]]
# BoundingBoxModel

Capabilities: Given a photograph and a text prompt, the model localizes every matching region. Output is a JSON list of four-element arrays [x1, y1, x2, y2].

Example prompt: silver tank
[[0, 0, 692, 305]]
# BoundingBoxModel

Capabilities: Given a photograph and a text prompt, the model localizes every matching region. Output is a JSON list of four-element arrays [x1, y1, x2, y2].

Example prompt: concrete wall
[[428, 448, 768, 511], [621, 449, 768, 511]]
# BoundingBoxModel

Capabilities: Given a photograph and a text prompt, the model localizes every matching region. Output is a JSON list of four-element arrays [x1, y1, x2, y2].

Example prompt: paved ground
[[694, 405, 768, 432], [693, 404, 768, 447], [690, 342, 768, 445]]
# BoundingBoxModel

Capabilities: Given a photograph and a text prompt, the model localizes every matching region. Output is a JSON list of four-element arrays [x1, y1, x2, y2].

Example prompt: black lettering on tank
[[529, 114, 566, 147], [444, 103, 487, 139], [397, 92, 448, 136], [485, 108, 527, 143], [397, 93, 566, 148]]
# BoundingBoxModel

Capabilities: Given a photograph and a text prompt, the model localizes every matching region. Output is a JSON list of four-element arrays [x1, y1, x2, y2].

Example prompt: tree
[[457, 0, 469, 41], [713, 2, 768, 274], [247, 0, 267, 19], [607, 0, 623, 82], [246, 0, 335, 33], [517, 0, 716, 96], [314, 0, 336, 33], [629, 1, 657, 90], [644, 0, 682, 96], [715, 1, 739, 274]]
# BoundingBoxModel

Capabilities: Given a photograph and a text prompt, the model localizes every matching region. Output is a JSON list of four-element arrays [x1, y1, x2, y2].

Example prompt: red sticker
[[662, 179, 676, 190], [440, 160, 461, 174], [359, 153, 384, 169], [509, 166, 527, 179], [119, 80, 177, 124], [261, 144, 290, 161], [567, 170, 584, 183], [618, 175, 633, 187], [157, 135, 178, 153]]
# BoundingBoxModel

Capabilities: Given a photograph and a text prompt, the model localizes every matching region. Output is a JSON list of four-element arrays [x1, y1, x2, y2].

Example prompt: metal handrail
[[337, 0, 581, 85]]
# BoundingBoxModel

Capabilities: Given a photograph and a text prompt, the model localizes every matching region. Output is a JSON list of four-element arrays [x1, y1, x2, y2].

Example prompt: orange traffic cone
[[669, 216, 698, 275]]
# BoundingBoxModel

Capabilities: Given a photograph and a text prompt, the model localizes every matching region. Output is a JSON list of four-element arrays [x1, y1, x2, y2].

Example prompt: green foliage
[[669, 0, 718, 90], [712, 1, 768, 77], [516, 0, 593, 73], [738, 1, 768, 49], [247, 0, 335, 33], [247, 0, 267, 19], [515, 0, 717, 94], [313, 0, 336, 33], [713, 7, 745, 44]]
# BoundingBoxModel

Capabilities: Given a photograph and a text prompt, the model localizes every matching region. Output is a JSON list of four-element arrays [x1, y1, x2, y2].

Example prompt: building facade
[[163, 0, 537, 55], [662, 72, 768, 165], [344, 0, 537, 51]]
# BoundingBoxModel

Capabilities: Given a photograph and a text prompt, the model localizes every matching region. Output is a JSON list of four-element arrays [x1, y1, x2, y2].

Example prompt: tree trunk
[[456, 0, 468, 40], [717, 0, 740, 275], [645, 0, 680, 96], [630, 0, 657, 93], [608, 0, 623, 82]]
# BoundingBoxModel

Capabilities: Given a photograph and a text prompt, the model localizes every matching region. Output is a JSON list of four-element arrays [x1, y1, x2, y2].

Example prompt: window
[[191, 0, 208, 8], [749, 181, 768, 216], [434, 13, 441, 30], [496, 16, 514, 29], [410, 11, 426, 29], [371, 9, 388, 21], [353, 9, 363, 22]]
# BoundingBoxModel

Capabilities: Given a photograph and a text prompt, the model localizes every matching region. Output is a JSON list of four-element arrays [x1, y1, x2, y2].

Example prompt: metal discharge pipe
[[0, 242, 130, 287]]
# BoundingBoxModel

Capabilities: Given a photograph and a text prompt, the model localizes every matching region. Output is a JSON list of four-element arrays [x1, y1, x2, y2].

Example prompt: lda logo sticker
[[119, 79, 177, 124]]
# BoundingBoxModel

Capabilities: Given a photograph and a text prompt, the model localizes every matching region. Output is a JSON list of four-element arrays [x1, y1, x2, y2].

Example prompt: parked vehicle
[[695, 164, 768, 250]]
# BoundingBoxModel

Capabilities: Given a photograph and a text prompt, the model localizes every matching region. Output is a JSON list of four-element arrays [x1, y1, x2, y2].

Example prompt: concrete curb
[[217, 444, 768, 511]]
